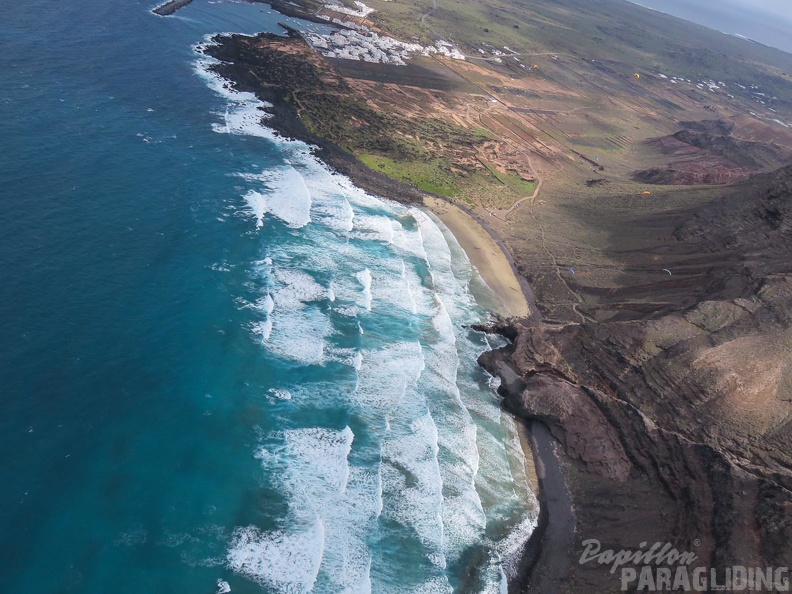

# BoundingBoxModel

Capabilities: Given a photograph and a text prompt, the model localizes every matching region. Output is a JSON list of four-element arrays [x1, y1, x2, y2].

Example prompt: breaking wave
[[195, 42, 537, 593]]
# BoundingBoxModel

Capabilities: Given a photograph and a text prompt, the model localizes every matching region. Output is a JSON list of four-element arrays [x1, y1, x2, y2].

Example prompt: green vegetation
[[482, 162, 538, 196], [473, 127, 496, 140], [359, 154, 461, 196], [357, 153, 535, 201], [298, 92, 430, 159]]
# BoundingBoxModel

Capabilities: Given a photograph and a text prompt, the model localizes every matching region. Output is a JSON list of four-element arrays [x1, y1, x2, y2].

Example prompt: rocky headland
[[203, 29, 427, 204], [480, 164, 792, 592], [151, 0, 194, 16]]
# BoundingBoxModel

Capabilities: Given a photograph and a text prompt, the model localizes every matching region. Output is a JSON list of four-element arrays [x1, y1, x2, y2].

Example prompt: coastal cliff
[[481, 165, 792, 592]]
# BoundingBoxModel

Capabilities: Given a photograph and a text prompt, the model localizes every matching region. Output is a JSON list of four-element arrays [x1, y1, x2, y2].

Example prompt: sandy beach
[[424, 196, 530, 318]]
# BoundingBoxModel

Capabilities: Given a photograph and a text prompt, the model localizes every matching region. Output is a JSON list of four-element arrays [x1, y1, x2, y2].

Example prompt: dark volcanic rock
[[486, 165, 792, 592], [151, 0, 193, 16], [632, 165, 751, 185], [672, 128, 787, 169], [632, 119, 792, 185], [202, 30, 425, 204]]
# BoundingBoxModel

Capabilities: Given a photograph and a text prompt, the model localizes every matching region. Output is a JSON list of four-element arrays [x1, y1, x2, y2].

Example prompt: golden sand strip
[[424, 197, 530, 318]]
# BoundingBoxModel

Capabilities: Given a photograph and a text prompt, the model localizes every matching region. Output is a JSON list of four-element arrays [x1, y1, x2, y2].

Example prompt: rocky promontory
[[203, 29, 426, 204], [482, 165, 792, 592]]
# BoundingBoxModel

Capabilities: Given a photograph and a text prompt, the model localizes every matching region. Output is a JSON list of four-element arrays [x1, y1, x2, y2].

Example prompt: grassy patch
[[499, 172, 538, 195], [478, 160, 537, 196], [473, 127, 496, 140], [359, 154, 461, 196]]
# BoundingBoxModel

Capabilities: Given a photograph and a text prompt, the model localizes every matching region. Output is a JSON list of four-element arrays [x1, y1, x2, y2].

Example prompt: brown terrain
[[633, 118, 792, 185], [481, 164, 792, 591], [193, 0, 792, 588]]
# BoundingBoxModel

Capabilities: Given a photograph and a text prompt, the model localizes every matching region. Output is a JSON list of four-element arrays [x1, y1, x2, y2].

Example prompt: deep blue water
[[0, 1, 535, 592]]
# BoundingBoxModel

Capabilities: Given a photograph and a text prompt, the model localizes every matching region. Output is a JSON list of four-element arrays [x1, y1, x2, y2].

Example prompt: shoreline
[[509, 420, 575, 593], [202, 29, 427, 207], [424, 203, 573, 592], [424, 197, 530, 319], [203, 30, 539, 322], [203, 28, 573, 592]]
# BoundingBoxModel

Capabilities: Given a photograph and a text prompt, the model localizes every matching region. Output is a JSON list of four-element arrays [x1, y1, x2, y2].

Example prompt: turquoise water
[[0, 1, 535, 592]]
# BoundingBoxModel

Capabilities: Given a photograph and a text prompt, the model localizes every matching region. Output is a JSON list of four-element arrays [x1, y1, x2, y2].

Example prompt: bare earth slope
[[480, 165, 792, 592]]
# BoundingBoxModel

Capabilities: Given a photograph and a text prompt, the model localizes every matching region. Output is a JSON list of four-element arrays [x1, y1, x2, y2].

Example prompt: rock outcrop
[[484, 165, 792, 592], [633, 119, 792, 186]]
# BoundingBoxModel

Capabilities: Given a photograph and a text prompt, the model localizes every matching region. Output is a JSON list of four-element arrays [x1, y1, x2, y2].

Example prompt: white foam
[[356, 269, 372, 312], [272, 269, 326, 309], [312, 193, 355, 232], [265, 241, 338, 275], [285, 427, 353, 494], [496, 513, 539, 579], [392, 211, 429, 262], [252, 293, 275, 341], [351, 214, 396, 243], [380, 411, 445, 565], [352, 341, 425, 411], [216, 579, 231, 594], [402, 260, 418, 315], [324, 244, 431, 318], [194, 41, 275, 137], [258, 267, 332, 364], [409, 576, 454, 594], [259, 293, 275, 315], [227, 520, 325, 592], [414, 207, 520, 568], [244, 190, 267, 229], [251, 319, 273, 343], [267, 388, 292, 401], [374, 257, 434, 316], [323, 346, 362, 370], [266, 307, 330, 365], [262, 166, 312, 229], [240, 426, 382, 592], [241, 167, 312, 230]]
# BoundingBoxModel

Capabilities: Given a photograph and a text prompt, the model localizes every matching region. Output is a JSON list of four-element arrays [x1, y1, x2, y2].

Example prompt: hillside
[[481, 164, 792, 591]]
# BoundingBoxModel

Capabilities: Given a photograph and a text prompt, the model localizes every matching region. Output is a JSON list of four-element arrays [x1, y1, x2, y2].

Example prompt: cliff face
[[483, 165, 792, 592]]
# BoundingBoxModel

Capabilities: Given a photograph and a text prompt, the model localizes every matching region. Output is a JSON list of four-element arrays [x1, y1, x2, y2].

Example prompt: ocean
[[626, 0, 792, 55], [0, 0, 536, 592]]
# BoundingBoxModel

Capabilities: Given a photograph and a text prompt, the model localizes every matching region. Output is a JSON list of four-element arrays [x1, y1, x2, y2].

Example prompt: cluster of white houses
[[305, 28, 465, 65]]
